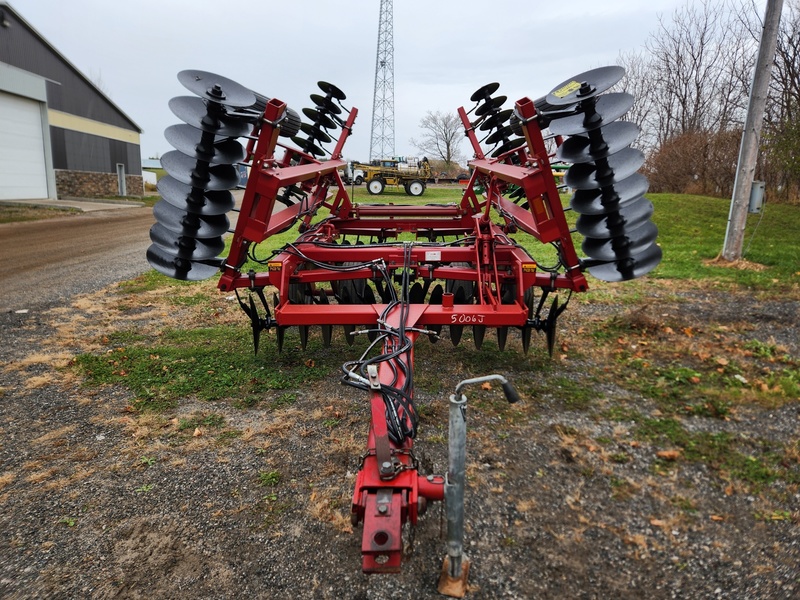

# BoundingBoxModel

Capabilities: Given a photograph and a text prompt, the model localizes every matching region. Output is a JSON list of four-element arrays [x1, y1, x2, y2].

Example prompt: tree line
[[413, 0, 799, 204], [620, 0, 799, 203]]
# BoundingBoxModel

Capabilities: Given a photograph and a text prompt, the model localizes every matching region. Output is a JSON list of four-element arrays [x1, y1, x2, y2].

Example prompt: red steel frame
[[216, 93, 590, 571]]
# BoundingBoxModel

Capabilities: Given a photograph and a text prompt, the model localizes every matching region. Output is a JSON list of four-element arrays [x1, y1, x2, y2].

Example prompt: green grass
[[647, 193, 800, 288], [73, 324, 331, 412]]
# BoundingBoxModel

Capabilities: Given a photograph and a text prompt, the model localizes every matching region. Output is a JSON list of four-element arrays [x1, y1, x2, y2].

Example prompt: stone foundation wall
[[55, 170, 144, 198]]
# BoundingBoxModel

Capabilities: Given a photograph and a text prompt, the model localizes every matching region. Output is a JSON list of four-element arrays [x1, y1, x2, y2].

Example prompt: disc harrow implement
[[146, 65, 660, 596]]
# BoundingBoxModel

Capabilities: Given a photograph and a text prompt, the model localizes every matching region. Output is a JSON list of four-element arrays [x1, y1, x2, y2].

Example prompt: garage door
[[0, 91, 48, 200]]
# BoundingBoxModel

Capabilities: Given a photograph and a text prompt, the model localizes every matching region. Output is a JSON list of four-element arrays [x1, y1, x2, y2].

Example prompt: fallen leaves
[[657, 449, 682, 461]]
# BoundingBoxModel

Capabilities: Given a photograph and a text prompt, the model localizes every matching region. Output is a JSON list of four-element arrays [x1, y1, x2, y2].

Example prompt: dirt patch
[[0, 280, 798, 599]]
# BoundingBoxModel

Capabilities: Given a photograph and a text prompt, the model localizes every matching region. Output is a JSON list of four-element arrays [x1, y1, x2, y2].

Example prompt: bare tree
[[410, 111, 464, 171]]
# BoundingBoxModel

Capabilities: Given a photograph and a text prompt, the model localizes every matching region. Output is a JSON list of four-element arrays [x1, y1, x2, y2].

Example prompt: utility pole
[[369, 0, 395, 161], [722, 0, 783, 261]]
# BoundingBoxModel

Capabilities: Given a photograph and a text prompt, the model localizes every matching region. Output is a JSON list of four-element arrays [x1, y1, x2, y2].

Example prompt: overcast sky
[[12, 0, 761, 164]]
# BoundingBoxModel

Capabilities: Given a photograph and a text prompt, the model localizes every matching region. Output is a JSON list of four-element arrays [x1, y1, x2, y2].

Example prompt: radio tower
[[369, 0, 395, 161]]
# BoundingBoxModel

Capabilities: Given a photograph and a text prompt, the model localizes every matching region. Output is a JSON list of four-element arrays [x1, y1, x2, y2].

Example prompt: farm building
[[0, 2, 142, 200]]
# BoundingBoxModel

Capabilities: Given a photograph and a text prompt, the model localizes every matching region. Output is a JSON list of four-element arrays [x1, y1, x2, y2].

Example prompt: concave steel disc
[[556, 121, 640, 164], [575, 196, 654, 238], [157, 176, 235, 216], [302, 107, 336, 130], [310, 93, 342, 115], [586, 242, 662, 282], [479, 108, 513, 132], [164, 124, 245, 166], [581, 220, 659, 261], [570, 173, 649, 215], [475, 95, 507, 117], [169, 96, 252, 138], [160, 150, 240, 191], [470, 82, 500, 102], [152, 199, 230, 238], [317, 81, 346, 101], [546, 65, 625, 106], [485, 125, 514, 146], [547, 93, 634, 136], [291, 136, 326, 157], [149, 222, 225, 260], [178, 69, 256, 107], [146, 244, 221, 281], [564, 147, 645, 190], [491, 137, 527, 157], [300, 122, 333, 144]]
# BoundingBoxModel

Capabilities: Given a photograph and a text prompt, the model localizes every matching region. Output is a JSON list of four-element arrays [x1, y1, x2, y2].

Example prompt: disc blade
[[473, 325, 485, 350], [249, 295, 261, 355], [300, 122, 333, 144], [570, 173, 649, 216], [586, 242, 662, 282], [475, 95, 507, 117], [146, 244, 221, 281], [470, 82, 500, 102], [149, 222, 225, 260], [276, 326, 286, 352], [450, 325, 464, 346], [310, 93, 342, 115], [291, 136, 326, 157], [164, 124, 245, 165], [343, 325, 355, 345], [168, 96, 253, 137], [479, 109, 513, 131], [178, 69, 256, 107], [556, 121, 640, 164], [160, 150, 240, 191], [428, 284, 443, 342], [546, 66, 626, 106], [157, 176, 235, 216], [545, 298, 559, 357], [485, 125, 514, 146], [548, 93, 634, 136], [582, 221, 659, 261], [491, 137, 527, 157], [299, 326, 309, 350], [576, 196, 654, 238], [152, 200, 230, 238], [497, 327, 508, 351], [302, 108, 336, 130], [564, 147, 645, 190], [409, 282, 424, 303], [317, 81, 346, 101], [521, 326, 532, 354]]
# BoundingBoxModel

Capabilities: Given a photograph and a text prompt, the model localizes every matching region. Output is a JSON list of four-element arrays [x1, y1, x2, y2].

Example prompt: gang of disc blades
[[302, 107, 337, 130], [164, 124, 245, 165], [168, 96, 252, 138], [491, 137, 527, 157], [153, 199, 230, 238], [475, 95, 507, 117], [479, 108, 513, 131], [310, 93, 342, 115], [575, 196, 654, 238], [299, 122, 333, 144], [178, 69, 256, 107], [149, 222, 225, 260], [547, 93, 634, 136], [157, 176, 235, 216], [291, 136, 326, 157], [556, 121, 640, 164], [564, 147, 645, 190], [470, 82, 500, 102], [587, 242, 662, 282], [570, 172, 649, 215], [160, 150, 240, 191], [147, 244, 222, 281], [582, 220, 659, 261], [317, 81, 346, 100], [546, 65, 626, 106]]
